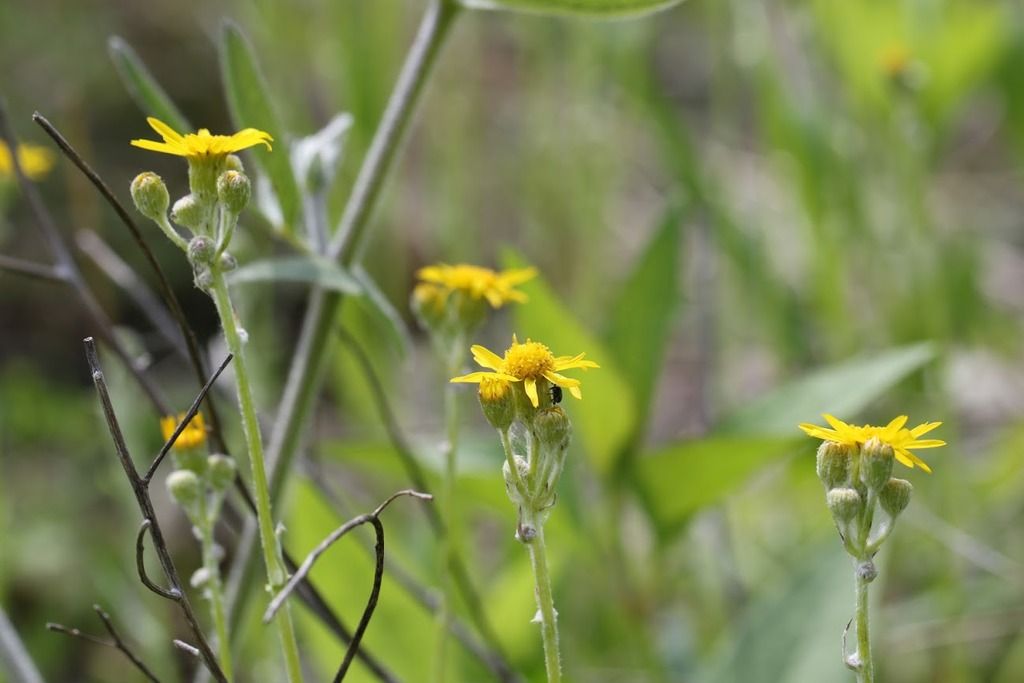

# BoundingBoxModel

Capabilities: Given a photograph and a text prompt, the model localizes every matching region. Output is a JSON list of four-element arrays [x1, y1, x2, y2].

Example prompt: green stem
[[498, 428, 524, 494], [208, 268, 304, 683], [433, 341, 463, 682], [156, 214, 190, 252], [198, 505, 233, 680], [527, 525, 562, 683], [855, 570, 873, 683]]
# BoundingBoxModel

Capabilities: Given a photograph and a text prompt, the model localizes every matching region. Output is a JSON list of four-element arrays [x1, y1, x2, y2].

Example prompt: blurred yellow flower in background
[[160, 412, 208, 451], [416, 263, 537, 309], [0, 141, 55, 181]]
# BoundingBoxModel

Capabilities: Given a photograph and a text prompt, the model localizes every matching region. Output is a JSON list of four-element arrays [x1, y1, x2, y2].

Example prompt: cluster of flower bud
[[166, 449, 238, 530], [816, 439, 913, 560]]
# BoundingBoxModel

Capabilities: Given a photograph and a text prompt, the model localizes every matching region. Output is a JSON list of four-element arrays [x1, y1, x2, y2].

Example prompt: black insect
[[549, 385, 563, 405]]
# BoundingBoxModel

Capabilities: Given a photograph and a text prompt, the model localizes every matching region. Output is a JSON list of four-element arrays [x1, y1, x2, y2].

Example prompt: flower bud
[[171, 194, 205, 230], [860, 437, 894, 492], [856, 560, 878, 583], [503, 455, 529, 506], [207, 454, 237, 492], [879, 478, 912, 518], [218, 252, 237, 272], [826, 487, 863, 524], [130, 172, 169, 222], [411, 283, 446, 330], [816, 440, 852, 490], [535, 406, 571, 452], [194, 267, 213, 292], [187, 236, 215, 267], [217, 170, 251, 214], [190, 567, 212, 590], [479, 377, 514, 430], [167, 469, 202, 509]]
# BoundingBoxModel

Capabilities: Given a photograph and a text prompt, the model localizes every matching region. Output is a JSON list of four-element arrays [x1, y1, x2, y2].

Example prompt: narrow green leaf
[[350, 264, 412, 356], [227, 256, 361, 294], [719, 343, 937, 435], [219, 21, 302, 233], [636, 436, 796, 530], [462, 0, 684, 19], [605, 204, 682, 433], [506, 252, 635, 475], [108, 36, 190, 133]]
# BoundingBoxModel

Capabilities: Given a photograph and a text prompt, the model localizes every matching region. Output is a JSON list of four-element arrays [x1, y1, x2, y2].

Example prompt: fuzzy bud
[[879, 478, 913, 518], [171, 194, 205, 231], [826, 487, 863, 524], [130, 172, 169, 222], [218, 252, 237, 273], [187, 236, 215, 266], [217, 170, 251, 214], [194, 268, 213, 292], [856, 560, 878, 583], [224, 154, 244, 173], [479, 377, 514, 430], [861, 437, 894, 492], [502, 455, 529, 506], [535, 406, 571, 452], [167, 469, 202, 509], [207, 454, 237, 492], [816, 441, 852, 490]]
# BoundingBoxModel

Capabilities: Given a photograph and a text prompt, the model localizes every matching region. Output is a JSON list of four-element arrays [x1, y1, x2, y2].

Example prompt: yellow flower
[[799, 414, 944, 473], [131, 117, 272, 159], [879, 42, 911, 78], [451, 335, 599, 407], [0, 141, 55, 181], [416, 263, 537, 309], [160, 412, 208, 451]]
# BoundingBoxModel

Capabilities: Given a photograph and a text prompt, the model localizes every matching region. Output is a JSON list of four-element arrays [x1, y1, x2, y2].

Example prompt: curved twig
[[47, 605, 162, 683], [135, 520, 180, 601], [264, 491, 431, 681]]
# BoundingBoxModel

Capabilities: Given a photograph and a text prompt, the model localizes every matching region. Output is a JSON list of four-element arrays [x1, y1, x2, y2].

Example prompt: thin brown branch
[[264, 490, 432, 682], [47, 605, 162, 683], [85, 337, 226, 683]]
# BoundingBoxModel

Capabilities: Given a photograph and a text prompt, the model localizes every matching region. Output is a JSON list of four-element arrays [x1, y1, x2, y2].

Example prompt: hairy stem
[[855, 570, 873, 683], [208, 268, 303, 683], [197, 494, 232, 680], [527, 525, 562, 683]]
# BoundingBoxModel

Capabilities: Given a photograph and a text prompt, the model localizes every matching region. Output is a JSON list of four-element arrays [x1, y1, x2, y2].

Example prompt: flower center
[[503, 340, 554, 380]]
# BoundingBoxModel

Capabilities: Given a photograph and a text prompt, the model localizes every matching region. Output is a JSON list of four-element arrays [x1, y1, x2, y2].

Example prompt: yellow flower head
[[451, 335, 599, 408], [0, 141, 55, 181], [131, 117, 272, 159], [799, 414, 945, 473], [160, 412, 208, 451], [416, 263, 537, 309], [879, 42, 911, 78]]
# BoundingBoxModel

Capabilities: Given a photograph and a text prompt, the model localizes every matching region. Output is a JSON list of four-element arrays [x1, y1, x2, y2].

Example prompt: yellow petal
[[568, 385, 582, 400], [910, 421, 942, 438], [147, 116, 184, 143], [542, 371, 580, 388], [524, 378, 539, 407], [886, 415, 909, 431], [131, 139, 186, 155], [470, 345, 504, 372]]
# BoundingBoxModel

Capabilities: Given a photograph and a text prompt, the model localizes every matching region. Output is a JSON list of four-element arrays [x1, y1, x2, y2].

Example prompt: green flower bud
[[194, 267, 213, 292], [167, 469, 202, 509], [130, 172, 169, 222], [816, 441, 852, 490], [535, 406, 571, 452], [224, 154, 244, 173], [217, 170, 251, 214], [879, 478, 913, 518], [826, 487, 863, 524], [479, 377, 514, 430], [411, 283, 446, 331], [861, 437, 894, 492], [207, 454, 237, 492], [187, 236, 215, 267], [218, 252, 237, 273], [171, 194, 205, 231], [502, 455, 529, 506]]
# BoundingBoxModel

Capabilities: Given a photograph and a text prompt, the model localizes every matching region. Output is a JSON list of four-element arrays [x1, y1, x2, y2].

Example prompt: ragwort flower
[[0, 141, 55, 181], [160, 412, 208, 451], [416, 263, 536, 309], [799, 414, 944, 473], [451, 335, 599, 408], [131, 117, 272, 159]]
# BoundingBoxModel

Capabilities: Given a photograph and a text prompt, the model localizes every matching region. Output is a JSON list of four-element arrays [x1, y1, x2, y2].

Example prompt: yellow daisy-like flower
[[451, 335, 599, 407], [416, 263, 537, 309], [131, 117, 272, 159], [160, 412, 208, 451], [879, 42, 911, 77], [799, 414, 945, 473], [0, 141, 55, 181]]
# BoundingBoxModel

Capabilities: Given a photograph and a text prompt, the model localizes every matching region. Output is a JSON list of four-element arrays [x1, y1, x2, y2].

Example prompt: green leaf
[[462, 0, 685, 19], [636, 436, 797, 530], [719, 343, 937, 435], [605, 204, 681, 434], [506, 252, 635, 475], [350, 264, 412, 356], [108, 36, 191, 133], [702, 548, 850, 683], [228, 255, 361, 294], [219, 21, 302, 234]]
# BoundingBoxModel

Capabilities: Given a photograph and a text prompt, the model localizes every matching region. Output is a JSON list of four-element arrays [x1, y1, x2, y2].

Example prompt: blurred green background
[[3, 0, 1024, 680]]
